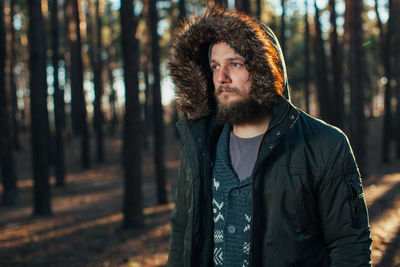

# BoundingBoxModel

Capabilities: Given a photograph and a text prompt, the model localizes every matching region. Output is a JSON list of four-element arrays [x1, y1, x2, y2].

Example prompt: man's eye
[[232, 63, 241, 67], [211, 65, 219, 70]]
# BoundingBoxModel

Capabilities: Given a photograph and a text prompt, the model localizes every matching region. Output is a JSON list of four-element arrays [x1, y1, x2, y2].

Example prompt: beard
[[215, 86, 264, 125]]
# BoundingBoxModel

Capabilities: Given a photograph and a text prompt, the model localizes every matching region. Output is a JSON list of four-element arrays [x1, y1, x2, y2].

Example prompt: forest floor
[[1, 118, 400, 267]]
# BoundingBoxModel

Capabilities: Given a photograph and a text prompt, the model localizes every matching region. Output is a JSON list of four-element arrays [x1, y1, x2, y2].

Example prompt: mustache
[[215, 86, 240, 95]]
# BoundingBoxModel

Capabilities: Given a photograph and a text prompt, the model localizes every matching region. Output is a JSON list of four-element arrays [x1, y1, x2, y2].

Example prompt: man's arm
[[317, 134, 372, 266], [167, 150, 189, 267]]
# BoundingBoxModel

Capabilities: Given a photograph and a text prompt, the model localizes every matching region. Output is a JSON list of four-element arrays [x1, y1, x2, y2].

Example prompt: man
[[167, 9, 372, 267]]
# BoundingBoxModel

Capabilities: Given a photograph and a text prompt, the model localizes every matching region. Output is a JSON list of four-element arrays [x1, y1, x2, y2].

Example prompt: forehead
[[210, 42, 245, 62]]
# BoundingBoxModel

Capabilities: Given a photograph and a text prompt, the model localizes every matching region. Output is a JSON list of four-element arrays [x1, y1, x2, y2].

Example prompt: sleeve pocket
[[347, 176, 369, 229]]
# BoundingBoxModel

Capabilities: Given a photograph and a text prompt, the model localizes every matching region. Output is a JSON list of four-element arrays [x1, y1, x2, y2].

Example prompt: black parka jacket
[[167, 9, 372, 267]]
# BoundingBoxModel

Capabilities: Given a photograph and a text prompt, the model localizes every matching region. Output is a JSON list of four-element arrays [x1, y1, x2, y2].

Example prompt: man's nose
[[216, 68, 231, 84]]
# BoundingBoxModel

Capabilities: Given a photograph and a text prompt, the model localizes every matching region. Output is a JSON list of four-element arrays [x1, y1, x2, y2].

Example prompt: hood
[[169, 9, 290, 121]]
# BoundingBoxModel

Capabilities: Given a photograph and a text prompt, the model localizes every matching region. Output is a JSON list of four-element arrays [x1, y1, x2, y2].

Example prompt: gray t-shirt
[[229, 132, 264, 181]]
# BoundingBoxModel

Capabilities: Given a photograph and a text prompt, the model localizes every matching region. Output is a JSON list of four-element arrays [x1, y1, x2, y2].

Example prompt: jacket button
[[230, 189, 240, 197], [268, 144, 274, 150], [289, 114, 295, 120], [227, 224, 236, 234], [275, 130, 280, 136]]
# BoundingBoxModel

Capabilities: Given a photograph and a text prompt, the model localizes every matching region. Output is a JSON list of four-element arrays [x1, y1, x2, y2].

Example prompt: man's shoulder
[[295, 109, 347, 142]]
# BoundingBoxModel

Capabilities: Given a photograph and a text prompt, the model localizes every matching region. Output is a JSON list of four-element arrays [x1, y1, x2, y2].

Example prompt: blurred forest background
[[0, 0, 400, 266]]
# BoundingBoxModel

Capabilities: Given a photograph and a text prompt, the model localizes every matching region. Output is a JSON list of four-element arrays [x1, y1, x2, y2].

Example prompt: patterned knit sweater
[[212, 125, 253, 267]]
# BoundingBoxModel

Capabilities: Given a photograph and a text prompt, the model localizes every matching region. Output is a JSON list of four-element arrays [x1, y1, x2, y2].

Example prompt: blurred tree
[[9, 0, 20, 150], [329, 0, 344, 129], [346, 0, 367, 172], [375, 0, 393, 163], [256, 0, 261, 18], [313, 1, 332, 123], [67, 0, 90, 168], [215, 0, 227, 9], [121, 0, 144, 227], [304, 0, 310, 113], [104, 2, 118, 135], [141, 52, 151, 150], [236, 0, 250, 14], [50, 0, 66, 186], [87, 0, 105, 163], [0, 0, 18, 206], [280, 0, 286, 54], [28, 0, 52, 215], [178, 0, 186, 20], [149, 0, 167, 204], [395, 0, 400, 158]]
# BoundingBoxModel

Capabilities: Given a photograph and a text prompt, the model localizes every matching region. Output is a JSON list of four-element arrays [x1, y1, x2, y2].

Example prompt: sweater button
[[227, 224, 236, 234], [289, 114, 295, 120], [268, 144, 274, 150], [230, 189, 240, 197], [275, 130, 281, 136]]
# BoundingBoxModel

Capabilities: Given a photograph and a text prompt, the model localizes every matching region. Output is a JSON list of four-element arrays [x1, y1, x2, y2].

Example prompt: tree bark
[[375, 0, 393, 163], [304, 0, 310, 113], [394, 0, 400, 158], [280, 0, 286, 54], [313, 1, 332, 123], [236, 0, 250, 14], [346, 0, 367, 173], [51, 0, 66, 187], [256, 0, 261, 18], [68, 0, 90, 168], [9, 0, 20, 150], [28, 0, 52, 215], [149, 0, 167, 204], [87, 0, 105, 163], [120, 0, 143, 227], [215, 0, 227, 9], [178, 0, 186, 20], [0, 0, 18, 206], [328, 0, 345, 129]]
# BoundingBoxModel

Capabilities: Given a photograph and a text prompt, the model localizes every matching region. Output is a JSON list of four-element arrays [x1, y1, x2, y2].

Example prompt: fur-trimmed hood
[[169, 9, 290, 121]]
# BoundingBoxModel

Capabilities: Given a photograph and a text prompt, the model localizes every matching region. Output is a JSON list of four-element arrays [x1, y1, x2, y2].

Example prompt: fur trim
[[169, 9, 287, 121]]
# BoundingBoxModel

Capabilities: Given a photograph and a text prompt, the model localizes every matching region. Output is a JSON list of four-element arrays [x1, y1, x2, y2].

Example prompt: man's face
[[210, 42, 262, 125], [210, 42, 252, 106]]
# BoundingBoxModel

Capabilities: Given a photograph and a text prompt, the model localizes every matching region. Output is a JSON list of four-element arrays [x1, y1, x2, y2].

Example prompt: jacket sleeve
[[167, 149, 189, 267], [317, 133, 372, 267]]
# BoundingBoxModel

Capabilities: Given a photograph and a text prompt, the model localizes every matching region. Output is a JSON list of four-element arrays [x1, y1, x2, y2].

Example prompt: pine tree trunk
[[281, 0, 286, 54], [142, 57, 150, 150], [394, 0, 400, 158], [28, 0, 52, 215], [329, 0, 345, 129], [149, 0, 167, 204], [9, 0, 20, 150], [95, 0, 104, 162], [304, 0, 310, 113], [51, 0, 66, 187], [313, 1, 332, 123], [87, 0, 105, 163], [120, 0, 143, 227], [68, 0, 90, 168], [215, 0, 227, 9], [106, 47, 118, 135], [236, 0, 250, 14], [346, 0, 367, 173], [178, 0, 186, 20], [375, 0, 393, 163], [256, 0, 261, 18], [0, 0, 18, 206]]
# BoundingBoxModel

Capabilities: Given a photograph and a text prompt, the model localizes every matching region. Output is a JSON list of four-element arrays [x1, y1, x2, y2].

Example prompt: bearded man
[[167, 9, 372, 267]]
